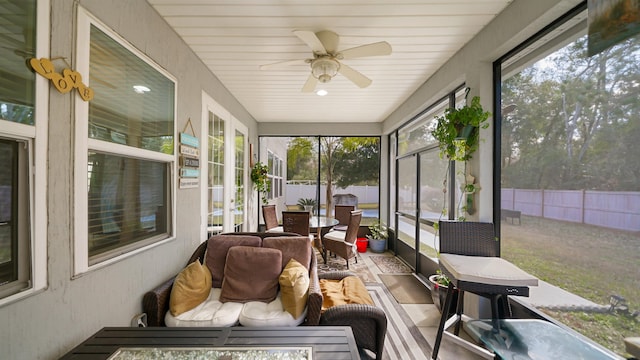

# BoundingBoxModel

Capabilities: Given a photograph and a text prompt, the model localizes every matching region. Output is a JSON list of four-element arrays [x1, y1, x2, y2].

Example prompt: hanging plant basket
[[251, 162, 270, 205], [432, 95, 491, 161]]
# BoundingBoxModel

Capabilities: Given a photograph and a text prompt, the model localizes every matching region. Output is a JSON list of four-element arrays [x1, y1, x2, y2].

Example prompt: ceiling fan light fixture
[[311, 57, 339, 83]]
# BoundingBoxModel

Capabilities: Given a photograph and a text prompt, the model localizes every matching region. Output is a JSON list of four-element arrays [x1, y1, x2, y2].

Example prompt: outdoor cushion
[[262, 236, 312, 270], [219, 246, 282, 303], [239, 293, 307, 327], [279, 258, 309, 318], [205, 235, 262, 287], [169, 260, 212, 316], [165, 288, 243, 327], [439, 253, 539, 287]]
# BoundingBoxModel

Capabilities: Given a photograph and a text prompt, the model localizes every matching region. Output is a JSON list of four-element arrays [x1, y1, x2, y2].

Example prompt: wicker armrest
[[142, 277, 175, 327], [305, 252, 322, 326], [318, 270, 357, 281], [320, 303, 388, 359]]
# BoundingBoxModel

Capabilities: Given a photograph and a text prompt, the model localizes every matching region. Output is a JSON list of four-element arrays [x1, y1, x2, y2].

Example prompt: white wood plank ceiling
[[148, 0, 513, 123]]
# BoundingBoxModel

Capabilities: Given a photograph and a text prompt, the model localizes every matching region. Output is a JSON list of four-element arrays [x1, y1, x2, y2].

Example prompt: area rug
[[367, 283, 432, 359], [315, 250, 376, 283], [369, 255, 412, 273], [378, 274, 433, 304]]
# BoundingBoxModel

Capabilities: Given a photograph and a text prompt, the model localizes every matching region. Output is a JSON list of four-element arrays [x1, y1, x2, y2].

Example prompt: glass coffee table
[[108, 346, 312, 360], [465, 319, 621, 360]]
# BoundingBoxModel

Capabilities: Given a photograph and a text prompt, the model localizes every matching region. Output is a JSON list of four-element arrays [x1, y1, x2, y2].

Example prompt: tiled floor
[[359, 251, 486, 360]]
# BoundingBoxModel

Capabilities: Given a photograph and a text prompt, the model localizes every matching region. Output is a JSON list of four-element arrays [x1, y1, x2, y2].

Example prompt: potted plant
[[367, 220, 388, 253], [432, 95, 491, 161], [428, 270, 458, 314], [297, 198, 317, 214], [251, 162, 270, 205]]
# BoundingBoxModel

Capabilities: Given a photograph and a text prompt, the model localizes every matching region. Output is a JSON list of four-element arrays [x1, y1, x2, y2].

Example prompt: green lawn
[[501, 216, 640, 357]]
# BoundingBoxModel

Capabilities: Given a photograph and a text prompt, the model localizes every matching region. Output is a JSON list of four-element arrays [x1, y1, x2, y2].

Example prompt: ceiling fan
[[259, 30, 392, 92]]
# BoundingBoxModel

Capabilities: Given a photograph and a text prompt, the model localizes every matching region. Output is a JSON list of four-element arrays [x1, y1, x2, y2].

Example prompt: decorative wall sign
[[179, 178, 199, 189], [28, 57, 94, 101], [180, 145, 199, 157], [179, 118, 200, 189], [181, 156, 200, 168], [588, 0, 640, 56]]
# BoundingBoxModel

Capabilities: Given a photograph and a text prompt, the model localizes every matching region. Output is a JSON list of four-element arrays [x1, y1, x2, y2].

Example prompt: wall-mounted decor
[[588, 0, 640, 56], [28, 57, 94, 101], [179, 119, 200, 189]]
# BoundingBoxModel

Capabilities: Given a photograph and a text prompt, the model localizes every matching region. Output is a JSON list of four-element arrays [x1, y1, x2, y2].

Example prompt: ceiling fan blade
[[339, 41, 392, 59], [338, 63, 372, 88], [301, 74, 318, 93], [259, 58, 307, 70], [293, 30, 326, 55], [315, 30, 339, 54]]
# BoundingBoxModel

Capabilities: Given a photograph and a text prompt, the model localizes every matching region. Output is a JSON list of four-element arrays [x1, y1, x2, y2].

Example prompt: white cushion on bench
[[440, 254, 538, 287], [165, 288, 306, 328], [165, 288, 243, 327], [239, 293, 307, 327]]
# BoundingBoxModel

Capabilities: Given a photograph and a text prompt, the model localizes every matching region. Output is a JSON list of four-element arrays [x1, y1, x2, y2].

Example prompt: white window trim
[[0, 0, 50, 307], [73, 7, 177, 276]]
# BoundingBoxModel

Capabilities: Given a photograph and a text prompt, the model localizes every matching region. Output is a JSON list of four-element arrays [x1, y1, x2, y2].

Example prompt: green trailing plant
[[251, 162, 270, 205], [432, 95, 491, 161], [432, 269, 450, 287], [366, 220, 388, 240]]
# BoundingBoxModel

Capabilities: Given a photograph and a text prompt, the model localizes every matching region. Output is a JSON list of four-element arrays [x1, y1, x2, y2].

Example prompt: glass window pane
[[0, 1, 36, 125], [0, 140, 17, 283], [87, 152, 169, 261], [499, 9, 640, 355], [88, 25, 174, 153], [207, 113, 224, 236]]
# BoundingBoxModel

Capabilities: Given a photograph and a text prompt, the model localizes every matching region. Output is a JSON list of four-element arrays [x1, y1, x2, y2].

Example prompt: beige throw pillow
[[169, 261, 212, 316], [279, 258, 309, 318]]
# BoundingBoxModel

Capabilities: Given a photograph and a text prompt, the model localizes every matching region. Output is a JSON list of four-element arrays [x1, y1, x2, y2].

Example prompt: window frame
[[73, 7, 177, 275], [0, 0, 49, 306]]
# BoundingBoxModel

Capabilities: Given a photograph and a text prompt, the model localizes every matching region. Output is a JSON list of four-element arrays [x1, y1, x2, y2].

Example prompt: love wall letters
[[28, 57, 94, 101]]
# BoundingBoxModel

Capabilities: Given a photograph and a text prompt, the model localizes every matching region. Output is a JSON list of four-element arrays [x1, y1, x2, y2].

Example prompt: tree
[[501, 34, 640, 191], [287, 136, 380, 214]]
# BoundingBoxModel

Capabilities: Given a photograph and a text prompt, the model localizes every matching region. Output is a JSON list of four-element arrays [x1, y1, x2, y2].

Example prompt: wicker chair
[[262, 204, 283, 232], [282, 211, 315, 242], [319, 270, 387, 359], [431, 221, 537, 359], [332, 204, 355, 231], [322, 210, 362, 269]]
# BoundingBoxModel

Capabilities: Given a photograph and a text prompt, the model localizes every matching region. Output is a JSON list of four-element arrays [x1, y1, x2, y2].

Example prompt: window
[[0, 0, 48, 303], [75, 9, 175, 272], [268, 151, 284, 199], [497, 3, 639, 355]]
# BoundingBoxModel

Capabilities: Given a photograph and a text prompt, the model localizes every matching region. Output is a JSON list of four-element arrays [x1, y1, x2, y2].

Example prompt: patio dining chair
[[282, 211, 314, 242], [262, 205, 283, 232], [322, 210, 362, 269], [332, 204, 355, 231]]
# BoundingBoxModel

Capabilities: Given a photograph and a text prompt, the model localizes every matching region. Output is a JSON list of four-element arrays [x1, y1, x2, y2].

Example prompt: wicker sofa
[[142, 232, 322, 327]]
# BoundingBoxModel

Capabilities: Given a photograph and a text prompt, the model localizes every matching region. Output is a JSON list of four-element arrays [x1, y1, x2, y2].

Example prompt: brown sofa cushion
[[205, 235, 262, 287], [319, 275, 374, 311], [262, 236, 312, 270], [169, 260, 212, 316], [219, 246, 282, 303], [279, 258, 309, 318]]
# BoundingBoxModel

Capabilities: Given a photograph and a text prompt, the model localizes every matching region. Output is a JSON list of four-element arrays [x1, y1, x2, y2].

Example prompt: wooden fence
[[501, 188, 640, 232]]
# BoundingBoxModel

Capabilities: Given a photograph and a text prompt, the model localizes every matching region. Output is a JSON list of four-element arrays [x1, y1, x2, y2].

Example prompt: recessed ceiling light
[[133, 85, 151, 94], [316, 89, 328, 96]]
